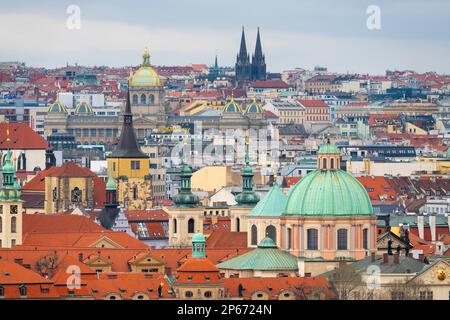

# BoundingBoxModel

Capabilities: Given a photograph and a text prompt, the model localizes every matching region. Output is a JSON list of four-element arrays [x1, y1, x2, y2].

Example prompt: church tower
[[235, 27, 252, 82], [107, 91, 152, 210], [98, 167, 120, 229], [251, 27, 267, 81], [128, 48, 165, 138], [0, 129, 23, 248], [235, 137, 260, 207]]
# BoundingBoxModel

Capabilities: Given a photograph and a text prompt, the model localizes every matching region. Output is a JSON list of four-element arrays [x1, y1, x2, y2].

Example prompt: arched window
[[330, 158, 335, 169], [204, 291, 212, 298], [141, 94, 146, 105], [71, 187, 82, 203], [19, 284, 27, 297], [188, 218, 195, 234], [132, 94, 138, 105], [11, 217, 16, 233], [251, 225, 258, 245], [133, 187, 138, 200], [322, 158, 327, 169], [363, 228, 368, 250], [185, 291, 193, 298], [18, 153, 26, 171], [265, 225, 276, 243], [236, 218, 240, 232], [149, 94, 155, 104], [307, 228, 318, 250], [173, 218, 177, 234], [287, 228, 292, 249], [337, 229, 348, 250]]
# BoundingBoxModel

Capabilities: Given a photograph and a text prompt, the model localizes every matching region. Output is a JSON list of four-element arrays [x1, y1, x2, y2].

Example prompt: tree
[[35, 252, 59, 278], [328, 262, 364, 300], [386, 279, 427, 300]]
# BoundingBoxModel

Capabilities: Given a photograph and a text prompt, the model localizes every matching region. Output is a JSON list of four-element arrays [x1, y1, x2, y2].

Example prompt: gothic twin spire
[[236, 27, 266, 82]]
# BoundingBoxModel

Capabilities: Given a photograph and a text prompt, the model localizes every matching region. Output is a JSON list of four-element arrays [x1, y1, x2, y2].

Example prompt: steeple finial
[[254, 27, 263, 60], [142, 47, 151, 67], [238, 26, 248, 59]]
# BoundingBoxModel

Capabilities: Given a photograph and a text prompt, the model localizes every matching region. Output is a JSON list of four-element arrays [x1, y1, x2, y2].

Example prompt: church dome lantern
[[284, 141, 372, 216], [129, 48, 163, 88]]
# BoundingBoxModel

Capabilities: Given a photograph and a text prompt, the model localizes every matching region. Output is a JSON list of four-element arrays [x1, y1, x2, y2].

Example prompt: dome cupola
[[129, 48, 163, 87], [222, 94, 242, 113]]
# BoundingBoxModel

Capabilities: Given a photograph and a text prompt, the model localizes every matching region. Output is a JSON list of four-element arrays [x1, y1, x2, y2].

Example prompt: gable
[[90, 236, 124, 249], [412, 260, 450, 284], [377, 232, 411, 249]]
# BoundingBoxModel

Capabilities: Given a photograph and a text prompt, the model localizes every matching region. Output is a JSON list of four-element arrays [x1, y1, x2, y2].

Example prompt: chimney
[[382, 253, 388, 264], [429, 215, 436, 242], [417, 215, 424, 240], [297, 258, 305, 277], [371, 251, 376, 262], [393, 253, 399, 264]]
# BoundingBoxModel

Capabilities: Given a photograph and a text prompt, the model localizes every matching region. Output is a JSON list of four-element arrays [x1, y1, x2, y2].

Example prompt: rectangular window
[[131, 161, 140, 170]]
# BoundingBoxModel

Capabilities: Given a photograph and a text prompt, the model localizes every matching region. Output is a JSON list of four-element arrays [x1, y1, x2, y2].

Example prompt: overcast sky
[[0, 0, 449, 74]]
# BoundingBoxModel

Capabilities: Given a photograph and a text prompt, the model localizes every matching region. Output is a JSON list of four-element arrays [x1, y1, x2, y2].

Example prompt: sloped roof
[[0, 123, 48, 150], [22, 214, 105, 235], [248, 184, 287, 217], [216, 237, 298, 271], [47, 162, 96, 178], [206, 231, 247, 249]]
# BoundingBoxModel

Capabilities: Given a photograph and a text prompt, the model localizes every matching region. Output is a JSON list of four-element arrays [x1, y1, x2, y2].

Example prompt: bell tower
[[0, 128, 23, 248]]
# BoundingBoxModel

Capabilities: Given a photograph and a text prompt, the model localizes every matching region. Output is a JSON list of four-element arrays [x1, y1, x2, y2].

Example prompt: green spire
[[235, 136, 259, 207], [173, 162, 199, 207], [106, 166, 117, 191], [2, 149, 15, 187], [1, 148, 21, 201], [192, 233, 206, 258]]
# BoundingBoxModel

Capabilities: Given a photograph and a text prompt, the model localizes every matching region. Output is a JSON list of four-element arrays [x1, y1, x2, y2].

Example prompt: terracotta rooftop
[[0, 123, 48, 150]]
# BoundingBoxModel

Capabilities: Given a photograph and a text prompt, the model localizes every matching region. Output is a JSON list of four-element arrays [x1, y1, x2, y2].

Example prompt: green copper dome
[[284, 169, 373, 216], [173, 163, 199, 207], [75, 101, 93, 115], [318, 143, 340, 154], [2, 150, 15, 174], [245, 99, 263, 114], [192, 232, 205, 243], [216, 237, 298, 271], [222, 97, 242, 113], [235, 150, 259, 207], [248, 183, 287, 217], [48, 100, 68, 114]]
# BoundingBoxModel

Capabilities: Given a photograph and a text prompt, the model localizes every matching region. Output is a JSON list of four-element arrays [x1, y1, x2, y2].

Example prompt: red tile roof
[[125, 209, 168, 221], [22, 167, 59, 191], [298, 99, 328, 108], [251, 80, 291, 89], [206, 231, 247, 249], [47, 162, 96, 177], [356, 176, 398, 202], [22, 214, 105, 235], [0, 123, 48, 150]]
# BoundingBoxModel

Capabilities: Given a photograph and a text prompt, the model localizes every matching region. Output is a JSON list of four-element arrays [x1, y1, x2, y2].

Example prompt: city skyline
[[1, 0, 450, 74]]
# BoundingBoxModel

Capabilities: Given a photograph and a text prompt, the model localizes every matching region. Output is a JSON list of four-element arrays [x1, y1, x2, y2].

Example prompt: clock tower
[[0, 131, 23, 248]]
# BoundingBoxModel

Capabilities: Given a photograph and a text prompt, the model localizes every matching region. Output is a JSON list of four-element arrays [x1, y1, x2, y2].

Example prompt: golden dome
[[129, 48, 163, 87]]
